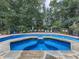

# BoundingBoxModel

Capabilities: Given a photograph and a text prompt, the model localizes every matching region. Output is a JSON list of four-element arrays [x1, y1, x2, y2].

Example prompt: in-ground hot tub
[[10, 38, 71, 50]]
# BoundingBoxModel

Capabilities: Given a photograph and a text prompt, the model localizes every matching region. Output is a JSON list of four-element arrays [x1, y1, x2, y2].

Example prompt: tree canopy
[[0, 0, 79, 35]]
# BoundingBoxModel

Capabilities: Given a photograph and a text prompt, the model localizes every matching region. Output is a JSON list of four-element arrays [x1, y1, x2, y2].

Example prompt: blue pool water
[[0, 34, 79, 42], [0, 33, 79, 50], [10, 38, 71, 50]]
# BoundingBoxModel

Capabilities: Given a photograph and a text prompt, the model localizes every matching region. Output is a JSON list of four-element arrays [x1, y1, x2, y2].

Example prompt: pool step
[[11, 41, 37, 50], [44, 40, 70, 50]]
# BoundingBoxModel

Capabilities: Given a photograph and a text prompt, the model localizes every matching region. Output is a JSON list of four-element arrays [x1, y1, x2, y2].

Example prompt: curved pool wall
[[10, 38, 71, 50], [0, 33, 79, 42]]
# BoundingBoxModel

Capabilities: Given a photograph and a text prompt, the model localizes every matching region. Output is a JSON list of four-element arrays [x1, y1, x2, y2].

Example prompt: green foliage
[[50, 0, 79, 35], [0, 0, 79, 35], [0, 0, 44, 33]]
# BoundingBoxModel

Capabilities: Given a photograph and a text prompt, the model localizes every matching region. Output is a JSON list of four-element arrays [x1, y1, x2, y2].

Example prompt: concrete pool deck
[[0, 50, 79, 59], [0, 33, 79, 59]]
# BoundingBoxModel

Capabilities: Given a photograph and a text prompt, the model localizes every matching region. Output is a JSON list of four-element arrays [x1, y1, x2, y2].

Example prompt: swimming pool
[[0, 33, 79, 50], [0, 33, 79, 42]]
